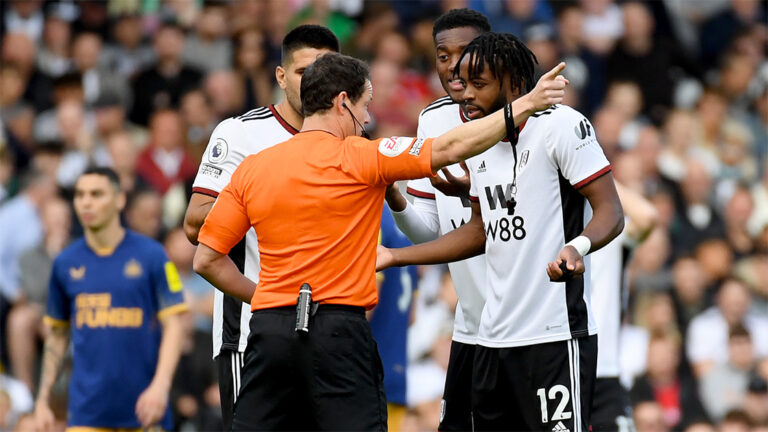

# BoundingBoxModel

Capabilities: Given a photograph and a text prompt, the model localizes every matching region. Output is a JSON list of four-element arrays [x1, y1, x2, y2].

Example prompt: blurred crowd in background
[[0, 0, 766, 431]]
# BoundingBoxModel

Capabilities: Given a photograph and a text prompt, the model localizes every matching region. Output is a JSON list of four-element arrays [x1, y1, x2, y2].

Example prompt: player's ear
[[275, 65, 287, 90], [116, 191, 127, 212], [335, 92, 348, 113]]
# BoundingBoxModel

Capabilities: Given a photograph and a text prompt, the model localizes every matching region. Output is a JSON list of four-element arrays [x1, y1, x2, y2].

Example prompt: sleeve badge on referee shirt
[[378, 137, 413, 157]]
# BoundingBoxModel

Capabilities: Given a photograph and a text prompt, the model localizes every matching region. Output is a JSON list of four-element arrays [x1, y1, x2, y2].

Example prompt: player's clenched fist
[[546, 244, 585, 282]]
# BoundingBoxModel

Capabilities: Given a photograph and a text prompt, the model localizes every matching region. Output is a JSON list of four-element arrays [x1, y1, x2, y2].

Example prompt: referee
[[193, 52, 568, 430]]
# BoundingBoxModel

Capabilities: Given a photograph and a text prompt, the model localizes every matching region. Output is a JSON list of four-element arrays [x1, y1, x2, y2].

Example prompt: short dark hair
[[455, 32, 538, 95], [300, 53, 369, 116], [432, 8, 491, 40], [281, 24, 340, 64], [80, 167, 121, 190]]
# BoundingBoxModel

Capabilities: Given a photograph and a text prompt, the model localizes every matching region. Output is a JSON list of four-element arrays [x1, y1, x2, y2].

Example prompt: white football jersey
[[590, 228, 631, 378], [192, 106, 297, 357], [404, 96, 488, 345], [467, 105, 610, 347]]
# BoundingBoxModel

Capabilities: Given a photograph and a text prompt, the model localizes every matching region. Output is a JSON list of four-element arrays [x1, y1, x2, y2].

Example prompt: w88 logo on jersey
[[485, 216, 526, 241]]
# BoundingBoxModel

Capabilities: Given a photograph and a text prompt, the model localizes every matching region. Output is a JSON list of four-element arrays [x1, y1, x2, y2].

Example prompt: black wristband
[[503, 103, 520, 145]]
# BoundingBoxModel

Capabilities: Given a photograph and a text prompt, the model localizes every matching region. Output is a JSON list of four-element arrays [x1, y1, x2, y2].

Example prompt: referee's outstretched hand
[[527, 62, 569, 112], [376, 245, 395, 271], [547, 244, 585, 282]]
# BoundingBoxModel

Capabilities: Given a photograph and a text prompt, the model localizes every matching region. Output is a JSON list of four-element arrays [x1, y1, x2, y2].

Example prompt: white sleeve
[[391, 198, 440, 243], [549, 108, 611, 189], [191, 118, 248, 196]]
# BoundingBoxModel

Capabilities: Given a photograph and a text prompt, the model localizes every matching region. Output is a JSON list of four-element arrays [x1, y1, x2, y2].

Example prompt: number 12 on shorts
[[536, 385, 572, 424]]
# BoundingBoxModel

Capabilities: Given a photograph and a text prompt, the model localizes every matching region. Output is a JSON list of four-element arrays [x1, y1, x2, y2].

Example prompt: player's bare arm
[[193, 244, 257, 303], [377, 202, 485, 271], [182, 192, 216, 245], [430, 63, 568, 171], [384, 182, 408, 212], [136, 311, 185, 427], [34, 324, 70, 432], [547, 173, 624, 281], [615, 182, 658, 243]]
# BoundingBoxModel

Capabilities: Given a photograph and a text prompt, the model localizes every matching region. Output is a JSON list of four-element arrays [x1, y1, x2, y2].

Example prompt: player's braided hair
[[454, 32, 538, 95]]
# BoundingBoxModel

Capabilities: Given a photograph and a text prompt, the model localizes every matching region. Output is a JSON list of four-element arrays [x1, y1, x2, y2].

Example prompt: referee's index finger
[[543, 62, 566, 79]]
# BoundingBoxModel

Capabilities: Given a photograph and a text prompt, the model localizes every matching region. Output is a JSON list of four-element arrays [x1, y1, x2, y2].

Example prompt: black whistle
[[555, 260, 575, 283]]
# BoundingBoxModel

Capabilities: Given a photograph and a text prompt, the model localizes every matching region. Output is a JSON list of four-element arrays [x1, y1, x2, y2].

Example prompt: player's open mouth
[[465, 105, 483, 119]]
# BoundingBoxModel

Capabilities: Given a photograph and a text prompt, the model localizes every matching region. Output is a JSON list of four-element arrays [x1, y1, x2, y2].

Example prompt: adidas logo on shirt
[[477, 161, 486, 173], [552, 421, 569, 432]]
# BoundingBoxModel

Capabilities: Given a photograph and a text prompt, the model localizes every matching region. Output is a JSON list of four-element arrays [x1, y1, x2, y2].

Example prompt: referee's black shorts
[[232, 305, 387, 431], [472, 335, 597, 432], [439, 341, 475, 431]]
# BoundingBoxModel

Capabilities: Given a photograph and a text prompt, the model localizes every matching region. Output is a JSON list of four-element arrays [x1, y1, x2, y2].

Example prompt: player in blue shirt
[[370, 205, 418, 431], [34, 168, 187, 431]]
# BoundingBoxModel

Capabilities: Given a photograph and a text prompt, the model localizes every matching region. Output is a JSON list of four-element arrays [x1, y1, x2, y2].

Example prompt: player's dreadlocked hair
[[454, 32, 538, 95]]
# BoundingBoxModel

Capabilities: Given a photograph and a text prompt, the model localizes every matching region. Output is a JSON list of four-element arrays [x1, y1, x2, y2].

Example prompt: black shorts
[[472, 335, 597, 432], [231, 305, 387, 431], [216, 349, 244, 432], [439, 341, 475, 431], [591, 377, 634, 432]]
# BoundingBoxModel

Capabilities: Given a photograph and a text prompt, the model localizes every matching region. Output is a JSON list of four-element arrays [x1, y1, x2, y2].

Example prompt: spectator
[[135, 109, 196, 196], [53, 100, 97, 189], [605, 1, 700, 123], [686, 278, 768, 377], [203, 71, 244, 122], [699, 0, 767, 69], [0, 169, 56, 304], [36, 14, 72, 78], [92, 92, 147, 152], [633, 401, 669, 432], [125, 188, 163, 241], [581, 0, 624, 55], [669, 159, 727, 257], [2, 0, 44, 44], [233, 28, 274, 111], [179, 89, 216, 161], [129, 22, 203, 126], [478, 0, 554, 38], [724, 185, 758, 257], [102, 14, 155, 78], [71, 32, 129, 108], [718, 410, 753, 432], [1, 32, 54, 112], [630, 333, 708, 430], [104, 131, 148, 195], [671, 256, 710, 332], [0, 63, 35, 161], [182, 4, 232, 73], [699, 324, 757, 421], [6, 197, 70, 392], [32, 72, 89, 144]]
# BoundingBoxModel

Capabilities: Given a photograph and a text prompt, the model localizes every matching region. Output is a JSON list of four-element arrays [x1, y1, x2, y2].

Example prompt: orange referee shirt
[[198, 131, 434, 311]]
